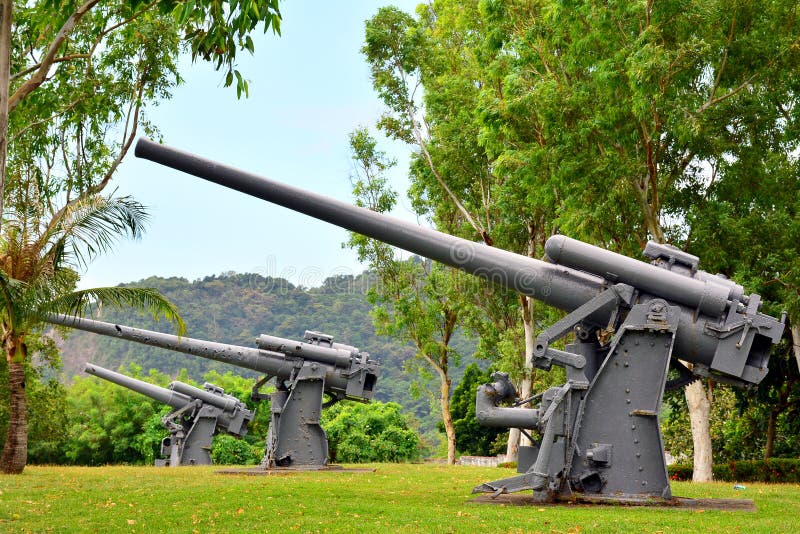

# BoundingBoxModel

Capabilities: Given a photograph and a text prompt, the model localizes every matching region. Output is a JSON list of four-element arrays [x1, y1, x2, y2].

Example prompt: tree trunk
[[507, 295, 536, 459], [765, 385, 790, 460], [505, 428, 520, 462], [1, 340, 28, 474], [791, 323, 800, 374], [518, 296, 535, 449], [439, 375, 456, 465], [765, 406, 777, 460], [685, 379, 712, 482], [0, 0, 13, 228]]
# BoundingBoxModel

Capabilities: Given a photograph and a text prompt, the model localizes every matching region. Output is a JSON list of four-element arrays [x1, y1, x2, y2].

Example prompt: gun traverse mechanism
[[53, 315, 379, 469], [83, 362, 253, 466], [133, 138, 784, 502]]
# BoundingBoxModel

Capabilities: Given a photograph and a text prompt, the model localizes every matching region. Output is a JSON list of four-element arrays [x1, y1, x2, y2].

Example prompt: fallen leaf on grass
[[127, 519, 136, 525]]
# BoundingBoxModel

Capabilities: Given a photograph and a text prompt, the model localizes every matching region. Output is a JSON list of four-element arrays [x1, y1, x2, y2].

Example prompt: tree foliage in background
[[0, 0, 283, 474], [362, 2, 565, 461], [345, 126, 468, 465], [322, 401, 420, 463], [363, 0, 800, 475], [446, 363, 506, 456]]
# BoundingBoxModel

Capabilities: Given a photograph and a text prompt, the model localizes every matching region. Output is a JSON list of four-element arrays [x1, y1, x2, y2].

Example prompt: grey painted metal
[[475, 373, 540, 429], [135, 138, 606, 312], [545, 235, 736, 317], [49, 314, 378, 401], [133, 138, 783, 385], [84, 362, 188, 408], [133, 138, 786, 502], [472, 301, 680, 500], [83, 362, 253, 466], [262, 364, 328, 468], [169, 381, 241, 413], [258, 332, 355, 368], [53, 314, 379, 469]]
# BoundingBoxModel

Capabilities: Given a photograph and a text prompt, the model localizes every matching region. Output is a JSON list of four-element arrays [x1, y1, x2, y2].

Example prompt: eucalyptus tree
[[0, 0, 282, 474], [345, 127, 466, 464], [361, 2, 546, 461], [475, 0, 800, 479], [363, 0, 799, 477]]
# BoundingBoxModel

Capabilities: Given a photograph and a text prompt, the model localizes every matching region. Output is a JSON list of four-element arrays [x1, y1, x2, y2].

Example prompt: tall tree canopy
[[0, 0, 282, 474], [363, 0, 799, 472]]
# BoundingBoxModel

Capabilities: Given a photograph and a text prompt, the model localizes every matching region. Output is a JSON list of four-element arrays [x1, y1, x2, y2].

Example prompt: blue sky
[[80, 0, 420, 289]]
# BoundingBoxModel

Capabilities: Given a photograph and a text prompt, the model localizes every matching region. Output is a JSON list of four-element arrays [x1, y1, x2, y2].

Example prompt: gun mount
[[52, 315, 379, 469], [83, 362, 253, 466], [134, 138, 784, 502]]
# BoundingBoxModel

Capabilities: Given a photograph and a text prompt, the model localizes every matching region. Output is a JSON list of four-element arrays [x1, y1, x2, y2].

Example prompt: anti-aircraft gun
[[51, 315, 379, 469], [134, 138, 786, 503], [83, 362, 253, 466]]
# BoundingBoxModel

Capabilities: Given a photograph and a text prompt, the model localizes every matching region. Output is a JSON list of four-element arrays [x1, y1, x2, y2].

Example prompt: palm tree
[[0, 184, 184, 474]]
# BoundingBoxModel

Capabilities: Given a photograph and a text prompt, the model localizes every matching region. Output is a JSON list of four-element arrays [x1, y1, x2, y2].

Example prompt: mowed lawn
[[1, 463, 798, 533]]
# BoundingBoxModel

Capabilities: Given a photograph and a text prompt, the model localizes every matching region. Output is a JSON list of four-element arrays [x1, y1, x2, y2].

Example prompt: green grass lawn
[[1, 463, 798, 533]]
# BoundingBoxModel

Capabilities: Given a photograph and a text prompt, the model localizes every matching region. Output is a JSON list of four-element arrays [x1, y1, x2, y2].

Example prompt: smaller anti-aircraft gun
[[83, 362, 253, 466], [52, 314, 379, 469]]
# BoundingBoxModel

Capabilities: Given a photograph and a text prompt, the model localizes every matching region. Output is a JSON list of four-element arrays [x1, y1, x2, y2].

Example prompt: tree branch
[[10, 53, 90, 82], [8, 0, 103, 112]]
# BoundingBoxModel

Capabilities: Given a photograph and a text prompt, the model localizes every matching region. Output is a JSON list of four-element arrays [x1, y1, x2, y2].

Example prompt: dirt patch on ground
[[470, 493, 756, 512]]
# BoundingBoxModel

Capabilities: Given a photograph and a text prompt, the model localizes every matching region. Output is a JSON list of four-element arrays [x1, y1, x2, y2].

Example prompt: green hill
[[57, 271, 480, 437]]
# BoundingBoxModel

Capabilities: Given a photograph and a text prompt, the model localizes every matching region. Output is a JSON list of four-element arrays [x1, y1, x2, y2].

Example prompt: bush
[[211, 434, 261, 465], [322, 401, 421, 463], [668, 458, 800, 483]]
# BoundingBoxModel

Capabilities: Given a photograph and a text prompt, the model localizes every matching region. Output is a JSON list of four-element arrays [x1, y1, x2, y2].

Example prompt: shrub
[[323, 401, 421, 463], [211, 434, 261, 465], [668, 458, 800, 483]]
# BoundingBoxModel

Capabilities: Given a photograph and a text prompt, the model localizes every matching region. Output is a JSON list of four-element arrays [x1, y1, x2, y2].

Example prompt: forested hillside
[[57, 272, 480, 437]]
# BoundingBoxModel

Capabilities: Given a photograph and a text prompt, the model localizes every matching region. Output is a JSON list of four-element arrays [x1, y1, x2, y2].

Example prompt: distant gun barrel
[[50, 314, 378, 400], [84, 362, 190, 409], [257, 331, 356, 368], [84, 362, 252, 466]]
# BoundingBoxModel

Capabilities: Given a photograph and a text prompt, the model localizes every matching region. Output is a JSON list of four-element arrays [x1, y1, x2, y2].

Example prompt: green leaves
[[177, 0, 281, 98], [322, 401, 420, 463]]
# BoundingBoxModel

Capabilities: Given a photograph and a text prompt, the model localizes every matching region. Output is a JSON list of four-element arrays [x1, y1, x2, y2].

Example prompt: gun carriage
[[83, 362, 253, 466], [134, 138, 784, 502]]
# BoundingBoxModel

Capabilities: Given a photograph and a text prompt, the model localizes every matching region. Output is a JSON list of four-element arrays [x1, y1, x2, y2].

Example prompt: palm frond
[[0, 269, 29, 327], [38, 286, 186, 335], [43, 195, 150, 269]]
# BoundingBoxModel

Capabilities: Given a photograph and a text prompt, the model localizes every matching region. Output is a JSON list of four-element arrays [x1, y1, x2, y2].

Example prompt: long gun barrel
[[134, 138, 784, 385], [134, 138, 603, 312], [84, 362, 191, 409], [51, 314, 378, 400]]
